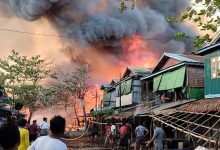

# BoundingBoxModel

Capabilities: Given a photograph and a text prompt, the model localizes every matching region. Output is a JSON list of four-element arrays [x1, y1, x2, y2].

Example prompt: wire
[[0, 28, 70, 38], [0, 27, 168, 41]]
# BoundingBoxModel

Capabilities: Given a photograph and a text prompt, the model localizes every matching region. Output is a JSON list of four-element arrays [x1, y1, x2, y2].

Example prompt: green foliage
[[119, 0, 219, 49], [91, 108, 115, 117], [119, 0, 136, 13], [194, 34, 212, 50], [167, 0, 220, 49], [175, 32, 188, 39], [0, 50, 52, 110]]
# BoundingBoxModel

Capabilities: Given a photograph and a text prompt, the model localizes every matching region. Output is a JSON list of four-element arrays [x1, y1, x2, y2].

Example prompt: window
[[211, 56, 220, 78]]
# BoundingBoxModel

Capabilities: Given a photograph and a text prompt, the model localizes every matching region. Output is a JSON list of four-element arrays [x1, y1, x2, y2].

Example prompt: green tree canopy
[[0, 50, 53, 113]]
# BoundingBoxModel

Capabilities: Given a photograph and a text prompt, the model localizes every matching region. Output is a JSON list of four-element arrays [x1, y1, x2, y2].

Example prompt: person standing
[[89, 122, 98, 145], [119, 121, 129, 150], [110, 121, 117, 149], [126, 120, 132, 148], [146, 120, 167, 150], [28, 116, 67, 150], [135, 121, 148, 150], [0, 123, 20, 150], [39, 117, 49, 136], [18, 119, 30, 150], [28, 120, 38, 142], [104, 122, 111, 147]]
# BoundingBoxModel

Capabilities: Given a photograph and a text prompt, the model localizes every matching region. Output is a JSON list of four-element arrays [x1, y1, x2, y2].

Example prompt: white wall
[[116, 93, 132, 107]]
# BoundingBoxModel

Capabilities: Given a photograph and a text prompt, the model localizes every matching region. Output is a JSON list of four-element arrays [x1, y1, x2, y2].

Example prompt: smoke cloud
[[0, 0, 195, 78]]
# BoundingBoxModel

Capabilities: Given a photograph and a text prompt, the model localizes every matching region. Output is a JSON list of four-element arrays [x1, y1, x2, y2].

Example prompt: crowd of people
[[89, 119, 167, 150], [0, 116, 67, 150], [1, 114, 167, 150]]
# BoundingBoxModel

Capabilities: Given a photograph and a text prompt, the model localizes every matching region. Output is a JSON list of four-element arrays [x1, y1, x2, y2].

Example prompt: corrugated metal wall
[[132, 80, 142, 104], [189, 87, 204, 100], [204, 50, 220, 98]]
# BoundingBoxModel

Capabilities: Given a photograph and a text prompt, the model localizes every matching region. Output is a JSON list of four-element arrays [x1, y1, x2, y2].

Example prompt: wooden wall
[[187, 65, 204, 87]]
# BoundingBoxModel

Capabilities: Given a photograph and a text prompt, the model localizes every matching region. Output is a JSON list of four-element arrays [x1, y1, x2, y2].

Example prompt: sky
[[0, 0, 215, 122], [0, 16, 72, 70]]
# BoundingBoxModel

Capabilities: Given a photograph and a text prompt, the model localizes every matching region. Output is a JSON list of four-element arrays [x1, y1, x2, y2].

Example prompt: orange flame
[[120, 35, 158, 69]]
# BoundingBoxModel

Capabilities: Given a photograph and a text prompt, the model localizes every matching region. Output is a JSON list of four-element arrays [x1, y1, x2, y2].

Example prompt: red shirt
[[119, 125, 128, 136], [28, 124, 37, 135], [105, 125, 111, 136]]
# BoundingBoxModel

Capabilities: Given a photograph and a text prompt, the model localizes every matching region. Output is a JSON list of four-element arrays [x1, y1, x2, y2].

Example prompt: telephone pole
[[119, 73, 122, 111], [95, 89, 98, 111]]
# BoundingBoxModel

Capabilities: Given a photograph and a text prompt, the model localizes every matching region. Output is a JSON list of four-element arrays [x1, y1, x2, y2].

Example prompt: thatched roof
[[178, 98, 220, 113]]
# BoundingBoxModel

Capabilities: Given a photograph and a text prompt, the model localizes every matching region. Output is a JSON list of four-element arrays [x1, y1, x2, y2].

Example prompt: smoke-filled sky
[[0, 0, 197, 82], [0, 0, 200, 117]]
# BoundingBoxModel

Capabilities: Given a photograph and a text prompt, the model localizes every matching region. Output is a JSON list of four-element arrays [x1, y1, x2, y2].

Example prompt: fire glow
[[121, 35, 158, 69], [0, 0, 196, 119]]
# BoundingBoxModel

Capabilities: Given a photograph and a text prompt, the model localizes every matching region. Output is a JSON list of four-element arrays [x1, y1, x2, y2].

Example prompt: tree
[[45, 83, 81, 126], [119, 0, 136, 13], [120, 0, 220, 50], [47, 65, 91, 127], [0, 50, 52, 122], [167, 0, 220, 49]]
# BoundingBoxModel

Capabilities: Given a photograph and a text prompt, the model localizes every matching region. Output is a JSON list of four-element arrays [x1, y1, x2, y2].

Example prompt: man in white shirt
[[39, 117, 49, 136], [28, 116, 67, 150], [110, 121, 117, 149]]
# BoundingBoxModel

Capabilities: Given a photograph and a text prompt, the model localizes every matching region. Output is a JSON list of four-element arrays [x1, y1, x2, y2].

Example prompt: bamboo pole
[[172, 112, 194, 124], [197, 118, 220, 143], [172, 111, 188, 118], [202, 129, 219, 147], [191, 111, 220, 133], [151, 115, 217, 144], [179, 111, 220, 119], [183, 111, 214, 130], [178, 112, 201, 127], [154, 114, 207, 139], [163, 113, 219, 132]]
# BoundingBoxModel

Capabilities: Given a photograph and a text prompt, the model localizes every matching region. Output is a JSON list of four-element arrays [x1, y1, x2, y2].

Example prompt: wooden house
[[141, 52, 204, 102], [101, 79, 118, 107], [197, 38, 220, 98], [115, 67, 152, 107]]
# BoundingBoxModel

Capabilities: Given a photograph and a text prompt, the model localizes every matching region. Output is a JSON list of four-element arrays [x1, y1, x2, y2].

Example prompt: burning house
[[100, 79, 118, 108], [115, 67, 151, 108]]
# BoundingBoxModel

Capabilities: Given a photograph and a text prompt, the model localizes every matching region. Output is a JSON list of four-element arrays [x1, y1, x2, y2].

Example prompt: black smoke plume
[[0, 0, 195, 64]]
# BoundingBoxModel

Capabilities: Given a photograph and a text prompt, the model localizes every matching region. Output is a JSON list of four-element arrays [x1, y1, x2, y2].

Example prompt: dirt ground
[[63, 131, 137, 150]]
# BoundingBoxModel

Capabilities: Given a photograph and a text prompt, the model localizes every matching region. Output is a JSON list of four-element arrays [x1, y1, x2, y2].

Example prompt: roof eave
[[197, 43, 220, 55], [141, 62, 203, 80]]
